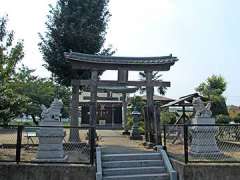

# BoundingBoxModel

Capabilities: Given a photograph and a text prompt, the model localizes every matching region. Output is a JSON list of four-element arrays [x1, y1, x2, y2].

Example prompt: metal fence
[[0, 125, 95, 165], [162, 124, 240, 164]]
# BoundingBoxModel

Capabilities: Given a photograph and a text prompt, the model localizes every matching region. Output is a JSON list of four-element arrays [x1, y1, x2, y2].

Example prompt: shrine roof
[[140, 95, 175, 102], [161, 93, 207, 108], [64, 52, 178, 65]]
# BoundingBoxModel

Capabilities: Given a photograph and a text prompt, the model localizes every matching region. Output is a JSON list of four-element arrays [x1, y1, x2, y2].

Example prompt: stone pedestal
[[130, 126, 143, 140], [36, 121, 67, 161], [190, 117, 222, 156]]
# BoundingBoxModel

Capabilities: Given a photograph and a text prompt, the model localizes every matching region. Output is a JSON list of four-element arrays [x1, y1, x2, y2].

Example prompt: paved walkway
[[97, 130, 153, 154]]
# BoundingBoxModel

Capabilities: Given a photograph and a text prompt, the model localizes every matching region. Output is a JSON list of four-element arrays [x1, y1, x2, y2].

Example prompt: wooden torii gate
[[64, 52, 178, 145]]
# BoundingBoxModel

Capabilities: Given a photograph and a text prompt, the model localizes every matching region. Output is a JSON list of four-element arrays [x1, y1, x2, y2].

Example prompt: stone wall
[[0, 163, 95, 180], [171, 159, 240, 180]]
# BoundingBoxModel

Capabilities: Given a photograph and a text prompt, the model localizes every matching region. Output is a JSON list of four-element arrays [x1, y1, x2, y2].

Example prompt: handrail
[[156, 145, 177, 180], [96, 147, 102, 180]]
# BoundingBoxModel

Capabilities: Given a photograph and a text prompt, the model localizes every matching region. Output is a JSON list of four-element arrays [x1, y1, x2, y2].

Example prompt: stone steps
[[102, 159, 164, 168], [103, 166, 166, 176], [101, 152, 169, 180], [103, 173, 170, 180], [102, 153, 162, 161]]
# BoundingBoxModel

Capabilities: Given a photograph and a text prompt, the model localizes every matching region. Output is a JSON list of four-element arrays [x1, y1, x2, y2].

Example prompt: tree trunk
[[31, 115, 38, 125]]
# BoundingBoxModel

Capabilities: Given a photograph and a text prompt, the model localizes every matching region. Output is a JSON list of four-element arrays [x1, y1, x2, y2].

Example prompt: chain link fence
[[0, 126, 18, 162], [163, 124, 240, 163], [0, 125, 95, 164], [163, 125, 185, 161]]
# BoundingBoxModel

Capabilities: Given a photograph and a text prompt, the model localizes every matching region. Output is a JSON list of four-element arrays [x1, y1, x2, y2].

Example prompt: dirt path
[[97, 130, 153, 154]]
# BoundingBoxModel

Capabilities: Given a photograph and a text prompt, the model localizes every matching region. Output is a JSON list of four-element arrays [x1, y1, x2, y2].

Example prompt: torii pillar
[[145, 70, 155, 145], [69, 82, 80, 142], [89, 70, 98, 142], [118, 70, 130, 135]]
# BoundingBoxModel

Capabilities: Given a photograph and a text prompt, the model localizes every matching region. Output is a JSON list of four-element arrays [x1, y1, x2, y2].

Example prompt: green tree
[[232, 113, 240, 123], [129, 96, 145, 112], [12, 66, 71, 125], [196, 75, 228, 116], [0, 16, 24, 83], [216, 114, 230, 124], [0, 16, 27, 126], [139, 72, 167, 95], [160, 111, 177, 124], [39, 0, 113, 86], [196, 75, 226, 97]]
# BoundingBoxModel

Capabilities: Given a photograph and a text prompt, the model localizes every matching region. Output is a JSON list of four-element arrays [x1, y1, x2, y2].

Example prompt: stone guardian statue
[[190, 97, 222, 156], [36, 98, 67, 161]]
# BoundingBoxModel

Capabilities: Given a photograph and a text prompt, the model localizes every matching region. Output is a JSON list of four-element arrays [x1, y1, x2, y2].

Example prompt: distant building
[[140, 95, 175, 106], [228, 105, 240, 118], [79, 92, 175, 128], [79, 91, 123, 128]]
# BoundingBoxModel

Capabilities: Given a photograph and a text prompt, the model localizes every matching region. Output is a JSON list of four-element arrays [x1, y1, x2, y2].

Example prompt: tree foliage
[[232, 114, 240, 123], [0, 16, 26, 126], [0, 16, 24, 83], [196, 75, 226, 97], [216, 114, 230, 124], [129, 96, 145, 112], [196, 75, 228, 116], [139, 72, 167, 95], [160, 111, 177, 124], [12, 66, 71, 124], [39, 0, 113, 86]]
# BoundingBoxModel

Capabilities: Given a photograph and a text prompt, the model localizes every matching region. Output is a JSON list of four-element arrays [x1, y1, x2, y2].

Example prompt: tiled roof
[[140, 95, 175, 102], [64, 52, 178, 65]]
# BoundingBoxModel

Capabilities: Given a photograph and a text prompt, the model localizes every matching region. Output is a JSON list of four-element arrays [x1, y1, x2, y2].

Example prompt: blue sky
[[1, 0, 240, 105]]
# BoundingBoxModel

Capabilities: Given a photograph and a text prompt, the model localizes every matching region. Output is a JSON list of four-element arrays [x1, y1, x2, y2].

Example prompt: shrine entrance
[[81, 102, 123, 128], [64, 52, 178, 149]]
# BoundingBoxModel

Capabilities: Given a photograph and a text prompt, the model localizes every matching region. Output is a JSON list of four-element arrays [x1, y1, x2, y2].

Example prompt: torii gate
[[64, 52, 178, 145]]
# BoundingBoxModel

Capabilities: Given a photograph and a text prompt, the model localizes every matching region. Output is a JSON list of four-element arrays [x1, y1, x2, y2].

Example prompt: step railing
[[156, 145, 177, 180], [96, 147, 102, 180]]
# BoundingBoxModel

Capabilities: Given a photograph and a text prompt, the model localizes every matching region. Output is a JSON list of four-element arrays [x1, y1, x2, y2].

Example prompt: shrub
[[138, 126, 145, 134], [160, 111, 177, 124], [216, 114, 230, 124], [127, 116, 133, 129], [233, 114, 240, 123]]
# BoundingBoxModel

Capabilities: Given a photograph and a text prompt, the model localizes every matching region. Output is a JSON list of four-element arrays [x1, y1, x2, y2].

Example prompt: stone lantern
[[130, 107, 143, 140]]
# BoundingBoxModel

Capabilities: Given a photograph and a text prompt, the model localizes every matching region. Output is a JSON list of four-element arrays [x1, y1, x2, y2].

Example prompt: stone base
[[130, 135, 143, 140], [190, 151, 223, 157], [37, 121, 66, 161], [122, 131, 130, 135], [144, 141, 154, 148], [35, 155, 68, 162], [190, 117, 222, 156], [36, 150, 65, 159]]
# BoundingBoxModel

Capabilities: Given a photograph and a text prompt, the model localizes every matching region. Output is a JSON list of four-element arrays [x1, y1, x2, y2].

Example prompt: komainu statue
[[192, 97, 212, 118], [40, 98, 63, 122]]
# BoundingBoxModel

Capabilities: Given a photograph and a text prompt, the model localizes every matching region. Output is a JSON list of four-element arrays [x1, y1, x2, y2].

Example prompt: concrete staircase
[[101, 152, 170, 180]]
